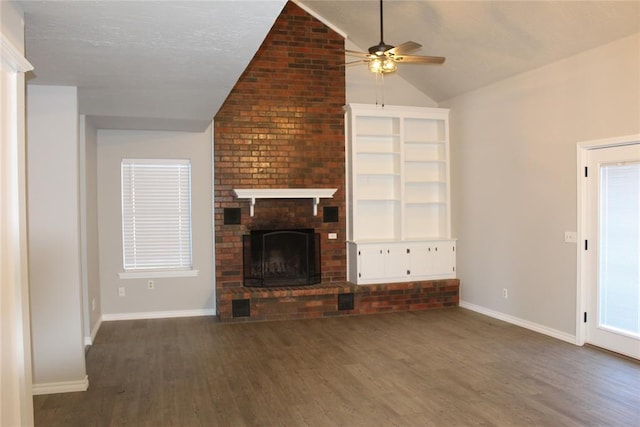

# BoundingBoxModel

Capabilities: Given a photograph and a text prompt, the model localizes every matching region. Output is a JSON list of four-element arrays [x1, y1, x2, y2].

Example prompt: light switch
[[564, 231, 577, 243]]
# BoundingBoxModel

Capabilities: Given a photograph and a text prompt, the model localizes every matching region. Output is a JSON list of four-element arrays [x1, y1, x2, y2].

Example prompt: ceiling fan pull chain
[[381, 72, 385, 107], [374, 72, 385, 107], [375, 72, 379, 106]]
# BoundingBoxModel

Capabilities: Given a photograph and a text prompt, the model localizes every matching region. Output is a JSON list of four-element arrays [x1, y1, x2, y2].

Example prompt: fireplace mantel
[[233, 188, 337, 217]]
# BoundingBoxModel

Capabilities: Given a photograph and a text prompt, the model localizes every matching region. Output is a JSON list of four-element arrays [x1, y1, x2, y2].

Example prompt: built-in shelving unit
[[345, 104, 456, 284]]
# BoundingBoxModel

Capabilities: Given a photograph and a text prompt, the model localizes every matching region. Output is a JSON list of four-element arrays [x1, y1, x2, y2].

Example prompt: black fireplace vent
[[243, 228, 321, 287], [338, 293, 355, 311], [232, 299, 251, 317]]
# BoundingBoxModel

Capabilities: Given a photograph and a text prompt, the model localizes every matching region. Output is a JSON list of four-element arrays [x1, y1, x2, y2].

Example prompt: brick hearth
[[218, 280, 459, 323]]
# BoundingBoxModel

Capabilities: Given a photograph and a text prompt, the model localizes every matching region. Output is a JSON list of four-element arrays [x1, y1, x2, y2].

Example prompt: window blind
[[121, 159, 192, 271]]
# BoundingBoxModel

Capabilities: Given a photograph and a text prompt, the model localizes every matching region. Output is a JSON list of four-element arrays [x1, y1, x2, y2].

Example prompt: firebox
[[243, 229, 321, 287]]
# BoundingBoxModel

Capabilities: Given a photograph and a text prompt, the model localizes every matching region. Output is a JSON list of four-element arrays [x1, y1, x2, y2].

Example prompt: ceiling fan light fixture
[[369, 56, 397, 74], [383, 58, 397, 72]]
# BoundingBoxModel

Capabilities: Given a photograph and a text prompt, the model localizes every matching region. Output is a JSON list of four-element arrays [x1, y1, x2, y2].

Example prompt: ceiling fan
[[345, 0, 445, 74]]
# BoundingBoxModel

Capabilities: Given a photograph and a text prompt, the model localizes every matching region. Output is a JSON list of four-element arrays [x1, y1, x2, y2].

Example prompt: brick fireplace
[[214, 1, 459, 322]]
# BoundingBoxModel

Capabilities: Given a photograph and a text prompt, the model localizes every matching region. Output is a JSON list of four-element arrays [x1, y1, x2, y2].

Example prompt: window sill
[[118, 270, 199, 280]]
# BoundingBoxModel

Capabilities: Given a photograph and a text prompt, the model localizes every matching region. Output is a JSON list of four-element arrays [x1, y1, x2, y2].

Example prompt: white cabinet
[[353, 244, 385, 281], [345, 104, 456, 284], [347, 241, 456, 285], [408, 241, 456, 277], [349, 243, 408, 283]]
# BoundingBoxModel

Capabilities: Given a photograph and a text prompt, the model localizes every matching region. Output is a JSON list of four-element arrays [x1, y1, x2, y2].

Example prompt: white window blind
[[121, 159, 192, 271]]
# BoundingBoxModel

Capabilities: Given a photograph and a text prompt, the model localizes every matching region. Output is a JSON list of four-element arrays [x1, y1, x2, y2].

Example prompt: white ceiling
[[18, 1, 640, 132], [20, 0, 288, 131]]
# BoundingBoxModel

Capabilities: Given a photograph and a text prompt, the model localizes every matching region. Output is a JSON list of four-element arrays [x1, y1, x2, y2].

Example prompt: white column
[[27, 85, 88, 394], [0, 16, 35, 427]]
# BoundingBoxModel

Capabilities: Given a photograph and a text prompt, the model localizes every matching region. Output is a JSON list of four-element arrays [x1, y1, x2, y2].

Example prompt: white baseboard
[[91, 316, 102, 341], [84, 316, 103, 346], [459, 300, 577, 345], [33, 375, 89, 395], [101, 308, 215, 322]]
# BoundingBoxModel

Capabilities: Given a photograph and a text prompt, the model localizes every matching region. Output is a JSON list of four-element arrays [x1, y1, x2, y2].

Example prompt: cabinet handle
[[380, 250, 383, 254], [406, 248, 410, 254], [407, 270, 411, 275]]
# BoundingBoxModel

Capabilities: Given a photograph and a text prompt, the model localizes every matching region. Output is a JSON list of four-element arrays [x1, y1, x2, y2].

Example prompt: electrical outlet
[[564, 231, 577, 243], [147, 280, 154, 290], [502, 288, 508, 299], [118, 287, 125, 297]]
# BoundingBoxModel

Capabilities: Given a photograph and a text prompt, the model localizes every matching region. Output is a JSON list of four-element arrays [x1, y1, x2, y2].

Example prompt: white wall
[[79, 116, 101, 344], [97, 128, 214, 318], [1, 1, 35, 424], [345, 39, 437, 108], [27, 85, 87, 393], [441, 33, 640, 338]]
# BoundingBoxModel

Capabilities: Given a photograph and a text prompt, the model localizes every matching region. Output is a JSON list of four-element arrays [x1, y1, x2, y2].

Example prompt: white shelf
[[233, 188, 337, 217], [356, 133, 401, 138], [345, 103, 454, 283], [405, 142, 445, 147], [346, 104, 452, 240], [404, 159, 446, 164]]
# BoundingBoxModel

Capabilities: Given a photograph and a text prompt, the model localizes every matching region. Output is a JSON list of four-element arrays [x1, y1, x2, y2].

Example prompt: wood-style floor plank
[[33, 308, 640, 426]]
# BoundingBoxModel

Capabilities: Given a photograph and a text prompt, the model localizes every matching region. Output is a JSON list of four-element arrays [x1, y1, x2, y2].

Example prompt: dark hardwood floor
[[33, 308, 640, 426]]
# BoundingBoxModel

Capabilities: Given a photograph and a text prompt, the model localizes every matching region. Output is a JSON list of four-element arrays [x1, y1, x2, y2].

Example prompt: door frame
[[576, 134, 640, 346]]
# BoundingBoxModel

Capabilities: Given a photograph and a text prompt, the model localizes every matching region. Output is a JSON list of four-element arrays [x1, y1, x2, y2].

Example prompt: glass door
[[586, 143, 640, 359]]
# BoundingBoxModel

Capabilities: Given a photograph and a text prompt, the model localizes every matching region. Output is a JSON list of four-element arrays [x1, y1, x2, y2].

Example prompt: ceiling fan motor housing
[[369, 42, 394, 56]]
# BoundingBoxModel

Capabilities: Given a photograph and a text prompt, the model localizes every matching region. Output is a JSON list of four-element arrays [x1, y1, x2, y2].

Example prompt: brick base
[[217, 279, 460, 322]]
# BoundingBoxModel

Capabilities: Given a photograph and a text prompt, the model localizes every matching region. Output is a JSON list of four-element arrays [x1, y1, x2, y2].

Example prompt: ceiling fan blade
[[395, 55, 446, 64], [335, 60, 368, 70], [345, 50, 373, 58], [345, 59, 369, 66], [386, 41, 422, 56]]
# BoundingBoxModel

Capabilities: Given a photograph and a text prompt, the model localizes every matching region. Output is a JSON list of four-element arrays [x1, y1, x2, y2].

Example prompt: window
[[121, 159, 193, 276]]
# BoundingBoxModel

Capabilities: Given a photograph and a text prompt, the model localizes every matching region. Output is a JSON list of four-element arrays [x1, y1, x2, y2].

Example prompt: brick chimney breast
[[214, 1, 346, 290]]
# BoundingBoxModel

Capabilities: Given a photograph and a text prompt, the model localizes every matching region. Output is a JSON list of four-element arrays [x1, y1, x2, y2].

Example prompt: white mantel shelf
[[233, 188, 337, 217]]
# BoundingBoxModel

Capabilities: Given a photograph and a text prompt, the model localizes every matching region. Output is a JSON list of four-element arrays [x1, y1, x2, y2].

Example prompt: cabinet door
[[384, 245, 410, 279], [357, 245, 385, 281], [406, 241, 456, 279], [407, 244, 431, 277], [430, 242, 456, 276]]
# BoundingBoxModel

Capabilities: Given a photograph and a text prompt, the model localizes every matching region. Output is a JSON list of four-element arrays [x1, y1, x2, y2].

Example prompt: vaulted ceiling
[[18, 0, 640, 132]]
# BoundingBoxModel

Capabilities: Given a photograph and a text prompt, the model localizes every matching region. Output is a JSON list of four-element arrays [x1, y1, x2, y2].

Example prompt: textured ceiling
[[20, 0, 287, 131], [305, 0, 640, 102], [18, 0, 640, 131]]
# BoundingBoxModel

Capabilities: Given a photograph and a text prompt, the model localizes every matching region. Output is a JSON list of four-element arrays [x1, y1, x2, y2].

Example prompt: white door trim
[[576, 134, 640, 346]]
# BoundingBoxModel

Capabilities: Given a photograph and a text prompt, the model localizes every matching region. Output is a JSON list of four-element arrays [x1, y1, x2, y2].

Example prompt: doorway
[[578, 135, 640, 359]]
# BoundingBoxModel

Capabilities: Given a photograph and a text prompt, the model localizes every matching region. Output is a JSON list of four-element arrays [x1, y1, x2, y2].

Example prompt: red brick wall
[[214, 2, 346, 290]]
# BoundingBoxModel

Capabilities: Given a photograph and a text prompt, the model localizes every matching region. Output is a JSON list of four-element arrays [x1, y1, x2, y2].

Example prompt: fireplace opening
[[243, 228, 321, 287]]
